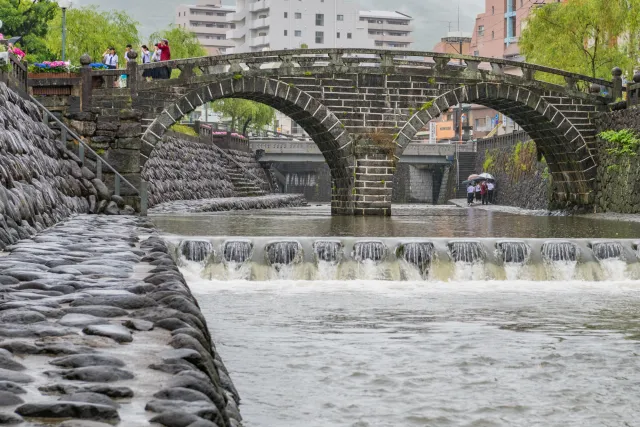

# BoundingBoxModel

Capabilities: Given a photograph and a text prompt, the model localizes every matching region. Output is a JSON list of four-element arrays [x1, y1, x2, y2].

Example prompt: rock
[[65, 306, 129, 318], [0, 341, 38, 355], [153, 387, 212, 403], [0, 355, 26, 372], [145, 400, 221, 423], [82, 324, 133, 343], [92, 179, 111, 201], [80, 385, 134, 399], [122, 319, 153, 331], [58, 313, 110, 327], [0, 276, 19, 285], [120, 205, 136, 215], [187, 420, 220, 427], [60, 392, 119, 408], [70, 295, 156, 310], [15, 402, 120, 422], [0, 310, 47, 325], [149, 412, 202, 427], [59, 421, 114, 427], [0, 369, 33, 384], [81, 167, 96, 180], [0, 391, 23, 406], [111, 195, 125, 208], [0, 412, 23, 424], [0, 382, 26, 395], [155, 318, 190, 331], [105, 201, 119, 215], [59, 366, 134, 382], [49, 354, 126, 368]]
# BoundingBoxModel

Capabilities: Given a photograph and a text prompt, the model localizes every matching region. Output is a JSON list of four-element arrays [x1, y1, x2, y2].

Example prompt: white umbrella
[[479, 173, 494, 180]]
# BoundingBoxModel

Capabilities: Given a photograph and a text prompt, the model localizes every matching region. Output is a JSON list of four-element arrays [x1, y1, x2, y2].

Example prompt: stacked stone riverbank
[[0, 215, 241, 426], [149, 194, 307, 214], [0, 83, 130, 252]]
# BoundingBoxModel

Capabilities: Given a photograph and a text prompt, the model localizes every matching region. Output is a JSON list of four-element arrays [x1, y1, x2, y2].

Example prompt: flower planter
[[28, 72, 80, 79]]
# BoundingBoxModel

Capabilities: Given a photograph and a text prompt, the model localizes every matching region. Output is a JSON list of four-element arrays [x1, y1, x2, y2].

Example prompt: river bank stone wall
[[141, 135, 237, 208], [474, 139, 552, 210], [0, 83, 126, 251], [0, 215, 242, 426], [593, 107, 640, 213]]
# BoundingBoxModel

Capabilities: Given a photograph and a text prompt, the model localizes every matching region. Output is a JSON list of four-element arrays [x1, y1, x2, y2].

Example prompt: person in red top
[[160, 39, 171, 61], [480, 181, 489, 205]]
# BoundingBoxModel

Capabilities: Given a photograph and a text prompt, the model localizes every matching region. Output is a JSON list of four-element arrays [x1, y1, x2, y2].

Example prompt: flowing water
[[153, 205, 640, 426]]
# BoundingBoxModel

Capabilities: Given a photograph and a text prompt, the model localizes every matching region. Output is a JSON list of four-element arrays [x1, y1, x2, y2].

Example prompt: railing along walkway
[[29, 96, 149, 215]]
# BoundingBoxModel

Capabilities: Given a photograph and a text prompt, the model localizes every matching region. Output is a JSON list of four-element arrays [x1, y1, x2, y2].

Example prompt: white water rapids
[[181, 265, 640, 426]]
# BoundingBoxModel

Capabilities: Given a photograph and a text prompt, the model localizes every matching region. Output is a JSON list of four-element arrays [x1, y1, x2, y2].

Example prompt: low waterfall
[[542, 242, 578, 262], [592, 242, 624, 261], [313, 241, 343, 265], [497, 241, 531, 264], [352, 241, 387, 263], [449, 242, 485, 263], [397, 242, 434, 277], [223, 240, 254, 264], [542, 242, 578, 280], [265, 242, 303, 266], [180, 240, 214, 263]]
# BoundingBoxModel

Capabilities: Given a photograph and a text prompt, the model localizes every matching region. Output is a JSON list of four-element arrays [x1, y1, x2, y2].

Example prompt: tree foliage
[[0, 0, 58, 61], [45, 6, 140, 64], [149, 25, 207, 60], [520, 0, 638, 80], [211, 99, 276, 134]]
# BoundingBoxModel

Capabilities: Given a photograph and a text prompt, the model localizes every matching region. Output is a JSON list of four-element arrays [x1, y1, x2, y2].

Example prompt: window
[[375, 41, 383, 47], [284, 30, 288, 36], [492, 6, 495, 14], [315, 31, 324, 43], [295, 12, 302, 19], [520, 0, 523, 6], [295, 30, 302, 37], [284, 12, 288, 18], [337, 14, 344, 21], [316, 14, 324, 26], [477, 25, 484, 37], [473, 50, 479, 56], [491, 31, 494, 39], [337, 32, 340, 38], [347, 32, 352, 39]]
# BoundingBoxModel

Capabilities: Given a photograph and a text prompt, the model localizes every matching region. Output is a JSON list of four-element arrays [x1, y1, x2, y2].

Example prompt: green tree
[[211, 99, 276, 134], [45, 6, 140, 64], [520, 0, 633, 81], [149, 25, 207, 59], [0, 0, 58, 61]]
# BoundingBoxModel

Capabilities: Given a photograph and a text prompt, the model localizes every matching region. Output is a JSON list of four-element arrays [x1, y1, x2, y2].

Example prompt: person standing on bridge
[[480, 181, 488, 205], [475, 182, 481, 203], [487, 180, 495, 204], [467, 182, 475, 206], [103, 47, 118, 70], [159, 39, 171, 80]]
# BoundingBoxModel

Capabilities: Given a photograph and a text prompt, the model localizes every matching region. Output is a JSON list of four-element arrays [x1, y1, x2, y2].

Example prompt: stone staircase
[[225, 163, 267, 197], [454, 151, 478, 198]]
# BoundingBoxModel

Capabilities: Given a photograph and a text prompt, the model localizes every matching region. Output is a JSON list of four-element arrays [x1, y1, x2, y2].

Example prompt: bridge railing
[[133, 48, 618, 100], [627, 82, 640, 108], [0, 52, 28, 97]]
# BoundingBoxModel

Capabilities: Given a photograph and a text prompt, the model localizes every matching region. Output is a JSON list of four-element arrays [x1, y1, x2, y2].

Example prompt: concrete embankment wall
[[476, 109, 640, 212], [0, 83, 121, 251]]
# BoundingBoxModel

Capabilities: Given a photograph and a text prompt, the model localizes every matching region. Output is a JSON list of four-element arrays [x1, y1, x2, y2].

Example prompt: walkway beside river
[[0, 215, 241, 427]]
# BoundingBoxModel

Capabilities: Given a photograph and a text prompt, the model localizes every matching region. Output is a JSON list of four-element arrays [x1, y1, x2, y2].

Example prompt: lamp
[[58, 0, 72, 61]]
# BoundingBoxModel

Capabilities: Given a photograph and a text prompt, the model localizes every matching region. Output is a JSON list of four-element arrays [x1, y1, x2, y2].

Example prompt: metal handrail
[[29, 96, 148, 215]]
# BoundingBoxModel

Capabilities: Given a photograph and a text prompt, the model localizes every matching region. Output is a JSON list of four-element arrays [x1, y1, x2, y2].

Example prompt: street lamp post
[[59, 0, 72, 61]]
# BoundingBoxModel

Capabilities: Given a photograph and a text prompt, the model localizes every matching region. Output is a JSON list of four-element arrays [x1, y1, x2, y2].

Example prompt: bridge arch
[[141, 76, 354, 205], [395, 83, 598, 206]]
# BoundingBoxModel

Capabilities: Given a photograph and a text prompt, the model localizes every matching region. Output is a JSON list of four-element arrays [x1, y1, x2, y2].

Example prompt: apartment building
[[359, 10, 414, 50], [175, 0, 236, 55], [432, 31, 472, 55]]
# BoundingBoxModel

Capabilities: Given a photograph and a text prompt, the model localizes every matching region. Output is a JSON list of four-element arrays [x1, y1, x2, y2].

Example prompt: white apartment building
[[359, 10, 413, 50], [176, 0, 236, 55], [226, 0, 371, 52]]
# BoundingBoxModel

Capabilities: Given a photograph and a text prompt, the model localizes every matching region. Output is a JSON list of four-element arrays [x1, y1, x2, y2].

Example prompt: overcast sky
[[71, 0, 483, 50]]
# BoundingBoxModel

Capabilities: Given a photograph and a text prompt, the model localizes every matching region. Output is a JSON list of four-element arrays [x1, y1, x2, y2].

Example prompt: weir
[[169, 237, 640, 282]]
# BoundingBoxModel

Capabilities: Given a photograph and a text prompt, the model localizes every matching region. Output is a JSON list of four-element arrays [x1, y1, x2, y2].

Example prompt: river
[[154, 205, 640, 426]]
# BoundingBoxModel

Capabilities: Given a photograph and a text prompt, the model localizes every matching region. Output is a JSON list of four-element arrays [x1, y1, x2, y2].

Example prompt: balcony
[[250, 0, 270, 12], [227, 28, 247, 40], [250, 35, 269, 47], [188, 25, 230, 35], [366, 22, 413, 32], [369, 34, 415, 43], [250, 17, 270, 29]]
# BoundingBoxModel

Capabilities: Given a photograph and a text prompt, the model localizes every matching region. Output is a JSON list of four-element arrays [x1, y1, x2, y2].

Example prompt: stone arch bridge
[[82, 49, 619, 215]]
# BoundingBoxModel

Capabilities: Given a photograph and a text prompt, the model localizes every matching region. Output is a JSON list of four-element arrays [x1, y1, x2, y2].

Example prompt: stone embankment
[[0, 83, 131, 252], [0, 215, 241, 426], [141, 133, 273, 208], [150, 194, 307, 214]]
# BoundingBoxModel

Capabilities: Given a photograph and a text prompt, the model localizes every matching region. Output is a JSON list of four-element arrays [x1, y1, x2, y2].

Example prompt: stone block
[[90, 136, 115, 145], [69, 120, 96, 137], [95, 130, 117, 137], [96, 121, 119, 131], [119, 110, 143, 121], [102, 173, 141, 197], [118, 138, 142, 150], [105, 149, 140, 174], [117, 122, 141, 138]]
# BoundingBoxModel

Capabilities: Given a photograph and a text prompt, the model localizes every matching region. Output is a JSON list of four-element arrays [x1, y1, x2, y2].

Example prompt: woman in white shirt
[[103, 47, 118, 69]]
